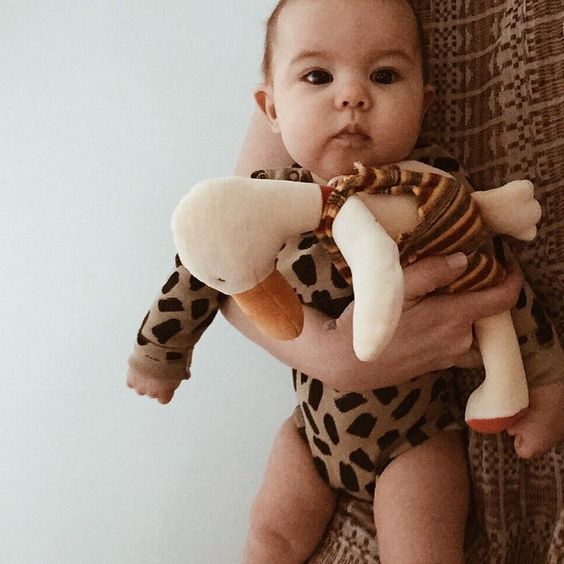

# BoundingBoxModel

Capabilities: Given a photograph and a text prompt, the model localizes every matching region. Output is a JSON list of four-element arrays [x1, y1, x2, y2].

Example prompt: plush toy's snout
[[232, 269, 304, 340]]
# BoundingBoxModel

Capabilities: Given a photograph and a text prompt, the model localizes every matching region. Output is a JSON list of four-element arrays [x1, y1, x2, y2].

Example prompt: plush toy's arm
[[396, 159, 541, 240], [471, 180, 541, 240]]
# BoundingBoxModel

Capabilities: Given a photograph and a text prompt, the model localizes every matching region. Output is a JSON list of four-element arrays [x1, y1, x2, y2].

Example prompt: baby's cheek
[[282, 129, 323, 169], [381, 116, 421, 160]]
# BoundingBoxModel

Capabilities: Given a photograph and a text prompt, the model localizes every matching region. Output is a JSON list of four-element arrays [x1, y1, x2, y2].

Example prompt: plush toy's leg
[[465, 310, 529, 433], [332, 195, 404, 362]]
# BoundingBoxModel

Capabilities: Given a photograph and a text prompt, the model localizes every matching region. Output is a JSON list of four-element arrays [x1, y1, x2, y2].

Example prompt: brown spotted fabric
[[128, 254, 225, 382], [308, 2, 564, 562]]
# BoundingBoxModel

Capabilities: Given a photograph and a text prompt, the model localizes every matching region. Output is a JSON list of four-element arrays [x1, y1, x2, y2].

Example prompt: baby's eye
[[370, 69, 398, 85], [302, 69, 333, 85]]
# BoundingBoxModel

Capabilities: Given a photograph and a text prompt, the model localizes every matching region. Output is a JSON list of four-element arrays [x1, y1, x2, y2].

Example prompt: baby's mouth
[[333, 128, 371, 147], [333, 124, 371, 145]]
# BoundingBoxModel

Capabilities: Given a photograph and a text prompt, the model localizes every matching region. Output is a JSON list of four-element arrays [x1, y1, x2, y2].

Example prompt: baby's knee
[[245, 499, 315, 564]]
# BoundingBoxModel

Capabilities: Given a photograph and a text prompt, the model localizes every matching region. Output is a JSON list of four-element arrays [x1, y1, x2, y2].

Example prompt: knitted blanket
[[308, 1, 564, 562]]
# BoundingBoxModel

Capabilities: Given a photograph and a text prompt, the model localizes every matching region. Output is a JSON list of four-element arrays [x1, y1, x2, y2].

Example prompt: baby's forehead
[[273, 0, 421, 51], [271, 0, 422, 65]]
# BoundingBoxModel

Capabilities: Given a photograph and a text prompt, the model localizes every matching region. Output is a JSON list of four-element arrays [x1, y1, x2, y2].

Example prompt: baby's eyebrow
[[373, 48, 415, 62], [289, 50, 326, 66], [367, 49, 416, 62]]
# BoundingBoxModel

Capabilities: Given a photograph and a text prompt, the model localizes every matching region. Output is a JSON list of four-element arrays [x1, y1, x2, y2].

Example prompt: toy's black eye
[[370, 69, 398, 85], [303, 70, 333, 85]]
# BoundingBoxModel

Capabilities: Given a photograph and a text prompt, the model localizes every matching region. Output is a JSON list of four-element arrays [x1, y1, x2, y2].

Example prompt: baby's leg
[[243, 417, 337, 564], [373, 431, 469, 564], [507, 379, 564, 458]]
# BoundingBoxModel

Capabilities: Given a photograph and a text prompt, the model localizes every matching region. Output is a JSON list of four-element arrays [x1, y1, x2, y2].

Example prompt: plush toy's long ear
[[332, 195, 404, 361]]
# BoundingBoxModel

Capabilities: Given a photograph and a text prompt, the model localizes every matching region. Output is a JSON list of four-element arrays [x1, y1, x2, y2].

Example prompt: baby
[[128, 0, 564, 562]]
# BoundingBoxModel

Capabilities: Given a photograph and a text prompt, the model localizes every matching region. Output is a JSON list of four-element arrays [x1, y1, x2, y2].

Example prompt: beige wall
[[0, 1, 294, 562]]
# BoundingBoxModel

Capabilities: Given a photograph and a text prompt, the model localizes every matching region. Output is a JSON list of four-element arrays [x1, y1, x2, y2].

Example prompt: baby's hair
[[260, 0, 429, 83], [261, 0, 292, 83]]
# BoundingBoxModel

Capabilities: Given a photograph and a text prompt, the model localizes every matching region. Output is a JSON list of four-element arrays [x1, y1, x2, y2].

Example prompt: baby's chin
[[321, 149, 394, 181], [314, 159, 365, 184]]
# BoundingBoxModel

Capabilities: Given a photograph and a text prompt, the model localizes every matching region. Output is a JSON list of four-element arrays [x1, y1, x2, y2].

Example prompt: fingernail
[[446, 253, 468, 270]]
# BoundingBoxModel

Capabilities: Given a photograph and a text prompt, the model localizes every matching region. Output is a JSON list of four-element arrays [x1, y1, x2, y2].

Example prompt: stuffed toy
[[171, 161, 541, 433]]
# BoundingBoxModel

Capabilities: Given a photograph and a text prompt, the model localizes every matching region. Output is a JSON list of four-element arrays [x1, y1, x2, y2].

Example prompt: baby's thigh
[[373, 431, 469, 563], [252, 417, 336, 528]]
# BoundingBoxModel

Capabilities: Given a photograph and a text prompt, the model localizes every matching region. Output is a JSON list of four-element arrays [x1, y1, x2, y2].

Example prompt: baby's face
[[259, 0, 431, 182]]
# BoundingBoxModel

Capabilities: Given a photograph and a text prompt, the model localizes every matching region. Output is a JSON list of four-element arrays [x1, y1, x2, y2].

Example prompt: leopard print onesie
[[128, 145, 564, 502]]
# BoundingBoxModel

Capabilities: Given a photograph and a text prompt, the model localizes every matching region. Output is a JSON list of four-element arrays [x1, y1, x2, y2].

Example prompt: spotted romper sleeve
[[128, 254, 224, 382]]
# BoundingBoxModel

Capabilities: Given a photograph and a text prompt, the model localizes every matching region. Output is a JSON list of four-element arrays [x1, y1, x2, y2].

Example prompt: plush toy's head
[[171, 176, 324, 340]]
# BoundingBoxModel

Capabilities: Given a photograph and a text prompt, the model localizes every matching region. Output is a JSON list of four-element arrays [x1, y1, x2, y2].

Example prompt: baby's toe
[[513, 433, 535, 459], [512, 427, 555, 459]]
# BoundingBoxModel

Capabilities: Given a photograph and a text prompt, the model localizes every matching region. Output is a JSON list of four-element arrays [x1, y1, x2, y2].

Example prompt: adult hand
[[221, 253, 523, 391], [385, 254, 523, 376]]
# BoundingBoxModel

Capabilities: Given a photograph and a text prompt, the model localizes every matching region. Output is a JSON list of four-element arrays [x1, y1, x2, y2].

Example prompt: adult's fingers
[[403, 254, 523, 318], [441, 259, 524, 320], [403, 253, 468, 306]]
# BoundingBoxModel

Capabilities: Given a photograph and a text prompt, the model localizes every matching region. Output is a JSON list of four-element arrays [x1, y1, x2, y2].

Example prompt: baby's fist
[[127, 370, 182, 404]]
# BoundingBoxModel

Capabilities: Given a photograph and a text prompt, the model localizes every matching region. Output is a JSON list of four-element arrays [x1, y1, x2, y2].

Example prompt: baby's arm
[[222, 254, 524, 391], [127, 255, 224, 403]]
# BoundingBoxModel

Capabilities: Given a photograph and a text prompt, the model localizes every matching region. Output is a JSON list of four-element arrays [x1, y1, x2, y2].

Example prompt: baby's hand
[[127, 370, 182, 404]]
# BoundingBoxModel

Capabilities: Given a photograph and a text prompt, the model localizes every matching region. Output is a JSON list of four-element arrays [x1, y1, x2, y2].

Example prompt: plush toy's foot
[[469, 311, 530, 434], [466, 408, 528, 434], [506, 380, 564, 458], [464, 368, 529, 434]]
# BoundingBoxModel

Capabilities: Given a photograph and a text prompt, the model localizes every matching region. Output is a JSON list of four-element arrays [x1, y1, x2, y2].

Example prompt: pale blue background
[[1, 2, 296, 562]]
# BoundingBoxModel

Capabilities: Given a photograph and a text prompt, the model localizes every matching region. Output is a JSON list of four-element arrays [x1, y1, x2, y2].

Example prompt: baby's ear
[[254, 85, 280, 133], [422, 84, 435, 115]]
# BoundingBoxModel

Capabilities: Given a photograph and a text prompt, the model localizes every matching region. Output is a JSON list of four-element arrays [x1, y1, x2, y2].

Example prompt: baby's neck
[[311, 172, 327, 185]]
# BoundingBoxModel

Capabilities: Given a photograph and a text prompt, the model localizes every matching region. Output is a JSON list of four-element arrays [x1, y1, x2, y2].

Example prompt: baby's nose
[[336, 81, 371, 110]]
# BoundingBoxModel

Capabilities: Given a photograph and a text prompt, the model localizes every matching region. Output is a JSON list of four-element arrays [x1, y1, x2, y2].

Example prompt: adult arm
[[222, 254, 524, 391]]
